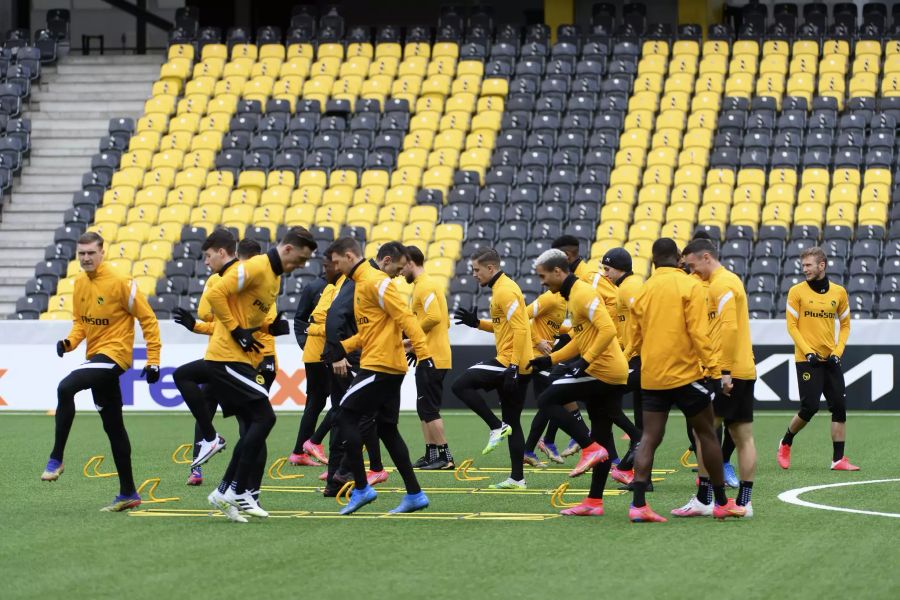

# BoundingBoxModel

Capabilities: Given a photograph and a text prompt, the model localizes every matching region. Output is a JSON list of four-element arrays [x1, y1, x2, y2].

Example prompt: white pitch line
[[778, 478, 900, 518]]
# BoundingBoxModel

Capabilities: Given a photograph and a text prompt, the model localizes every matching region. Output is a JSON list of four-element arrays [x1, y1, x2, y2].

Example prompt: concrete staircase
[[0, 54, 163, 317]]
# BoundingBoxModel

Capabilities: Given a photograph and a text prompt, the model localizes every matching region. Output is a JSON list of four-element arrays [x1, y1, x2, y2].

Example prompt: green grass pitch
[[4, 410, 899, 599]]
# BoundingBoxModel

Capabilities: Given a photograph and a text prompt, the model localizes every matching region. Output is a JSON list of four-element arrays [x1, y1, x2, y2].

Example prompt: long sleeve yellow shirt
[[627, 266, 719, 390], [707, 266, 756, 379], [410, 273, 452, 369], [65, 261, 161, 369], [786, 279, 851, 362]]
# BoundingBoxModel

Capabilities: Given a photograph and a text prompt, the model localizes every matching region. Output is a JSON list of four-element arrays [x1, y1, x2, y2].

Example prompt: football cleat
[[560, 499, 604, 516], [830, 456, 860, 471], [713, 498, 746, 520], [41, 458, 64, 482], [740, 502, 754, 518], [609, 466, 634, 485], [538, 440, 564, 464], [569, 442, 609, 477], [523, 451, 547, 468], [339, 485, 378, 515], [302, 440, 329, 464], [488, 477, 527, 490], [225, 488, 268, 518], [100, 492, 142, 512], [413, 454, 429, 469], [209, 489, 247, 523], [723, 462, 739, 488], [420, 456, 453, 470], [186, 467, 203, 486], [388, 491, 429, 514], [288, 452, 321, 467], [317, 469, 328, 481], [777, 441, 791, 470], [191, 434, 226, 468], [629, 504, 667, 523], [671, 496, 713, 517], [367, 469, 390, 486], [560, 438, 581, 458], [482, 423, 512, 455]]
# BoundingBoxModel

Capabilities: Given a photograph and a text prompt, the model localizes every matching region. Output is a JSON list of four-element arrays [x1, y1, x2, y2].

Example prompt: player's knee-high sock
[[310, 409, 334, 445], [234, 408, 276, 493], [722, 427, 736, 462], [293, 368, 329, 453], [361, 415, 384, 471], [249, 442, 267, 495], [537, 401, 592, 449], [544, 420, 559, 444], [379, 423, 421, 494], [51, 378, 79, 461], [611, 409, 641, 441], [337, 409, 367, 489], [451, 378, 502, 429], [501, 403, 525, 481], [173, 367, 215, 442], [587, 416, 615, 499], [99, 405, 136, 496], [524, 410, 551, 452]]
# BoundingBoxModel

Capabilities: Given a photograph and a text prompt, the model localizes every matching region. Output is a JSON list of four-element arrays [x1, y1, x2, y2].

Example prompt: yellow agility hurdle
[[83, 455, 117, 478], [171, 444, 193, 464], [136, 478, 180, 504], [267, 457, 304, 480]]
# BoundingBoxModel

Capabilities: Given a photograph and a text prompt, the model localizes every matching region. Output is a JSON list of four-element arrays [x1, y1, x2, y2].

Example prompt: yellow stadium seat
[[730, 202, 761, 228], [158, 204, 190, 225], [698, 202, 730, 228], [117, 223, 151, 243], [107, 241, 140, 260], [434, 223, 464, 242], [733, 184, 763, 205], [601, 203, 632, 223], [633, 201, 665, 222], [145, 95, 176, 116], [629, 221, 661, 242], [858, 203, 887, 226], [678, 147, 709, 168], [353, 186, 386, 207], [641, 166, 673, 187], [682, 129, 712, 150], [409, 205, 438, 225], [292, 186, 324, 207], [825, 203, 857, 227], [126, 204, 159, 224], [605, 184, 636, 205], [403, 222, 435, 242], [346, 204, 378, 226], [589, 239, 620, 261], [666, 202, 698, 222], [379, 203, 411, 223], [160, 132, 193, 152], [761, 202, 793, 228], [829, 184, 860, 207], [703, 184, 734, 207], [142, 168, 175, 189], [315, 204, 348, 224], [139, 240, 173, 261], [766, 184, 796, 207], [797, 184, 828, 206], [321, 187, 353, 207], [737, 169, 766, 187], [370, 222, 403, 242], [594, 221, 628, 244], [793, 202, 825, 227], [95, 204, 127, 225], [615, 147, 646, 168], [190, 204, 223, 225], [423, 257, 454, 278], [861, 184, 890, 206], [671, 184, 701, 205], [284, 204, 315, 227], [480, 78, 508, 97], [427, 240, 461, 260], [103, 187, 136, 207], [170, 178, 204, 200]]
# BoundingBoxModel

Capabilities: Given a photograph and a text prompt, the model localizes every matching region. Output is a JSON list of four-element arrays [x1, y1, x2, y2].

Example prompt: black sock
[[218, 479, 229, 494], [571, 409, 584, 425], [833, 441, 845, 462], [737, 480, 753, 506], [713, 485, 727, 506], [696, 476, 711, 505], [722, 429, 736, 463], [424, 443, 435, 459], [440, 444, 453, 462], [783, 429, 795, 446], [632, 480, 648, 507], [427, 444, 438, 462]]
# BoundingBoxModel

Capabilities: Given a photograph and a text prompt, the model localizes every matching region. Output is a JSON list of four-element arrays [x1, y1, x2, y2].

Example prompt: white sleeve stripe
[[532, 301, 539, 318], [587, 297, 600, 321], [127, 280, 137, 312], [591, 274, 601, 289], [377, 278, 391, 309], [717, 290, 734, 315], [237, 264, 246, 292], [840, 307, 850, 320], [786, 304, 799, 318], [505, 299, 519, 322], [423, 292, 436, 313]]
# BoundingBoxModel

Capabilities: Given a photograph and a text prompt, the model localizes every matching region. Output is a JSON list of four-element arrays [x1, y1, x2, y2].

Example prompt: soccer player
[[42, 231, 162, 512], [527, 249, 627, 516], [402, 245, 455, 470], [205, 226, 316, 521], [678, 238, 758, 517], [171, 228, 235, 485], [778, 247, 858, 471], [600, 247, 644, 485], [626, 238, 744, 522], [325, 237, 435, 515], [290, 255, 343, 466], [452, 247, 533, 489], [521, 286, 569, 467]]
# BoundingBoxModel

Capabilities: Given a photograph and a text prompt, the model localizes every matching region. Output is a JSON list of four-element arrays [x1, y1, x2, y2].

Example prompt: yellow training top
[[64, 262, 161, 369], [410, 272, 452, 369], [303, 275, 345, 364], [475, 272, 533, 371], [613, 273, 643, 353], [786, 279, 851, 362], [550, 277, 629, 385], [707, 266, 756, 379], [627, 266, 720, 390], [527, 290, 567, 355]]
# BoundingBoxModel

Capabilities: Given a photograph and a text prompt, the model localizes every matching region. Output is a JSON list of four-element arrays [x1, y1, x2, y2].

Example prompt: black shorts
[[340, 368, 404, 425], [797, 361, 846, 420], [455, 358, 531, 407], [642, 380, 714, 418], [627, 356, 641, 391], [539, 372, 626, 407], [714, 378, 756, 423], [415, 367, 447, 423], [257, 355, 277, 391], [60, 354, 125, 409], [206, 360, 270, 417]]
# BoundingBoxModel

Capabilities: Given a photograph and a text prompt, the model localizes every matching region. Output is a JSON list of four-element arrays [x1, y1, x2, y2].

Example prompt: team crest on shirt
[[802, 372, 811, 381], [255, 374, 265, 385], [97, 297, 104, 305]]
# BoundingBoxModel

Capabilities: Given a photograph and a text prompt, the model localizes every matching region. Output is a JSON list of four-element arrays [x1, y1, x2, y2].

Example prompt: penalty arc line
[[777, 478, 900, 518]]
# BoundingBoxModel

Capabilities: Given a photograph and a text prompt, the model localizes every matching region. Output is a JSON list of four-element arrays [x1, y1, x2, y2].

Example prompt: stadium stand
[[7, 3, 900, 321]]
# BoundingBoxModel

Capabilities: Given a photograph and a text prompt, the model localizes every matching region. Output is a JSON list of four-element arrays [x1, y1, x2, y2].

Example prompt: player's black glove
[[141, 365, 160, 384], [502, 364, 520, 396], [417, 356, 436, 376], [528, 355, 553, 372], [55, 339, 70, 357], [257, 355, 276, 375], [406, 351, 417, 366], [231, 327, 263, 352], [828, 354, 841, 367], [322, 340, 347, 364], [567, 357, 590, 379], [553, 333, 572, 351], [172, 307, 196, 332], [805, 353, 821, 365], [268, 311, 290, 337], [454, 307, 479, 328]]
